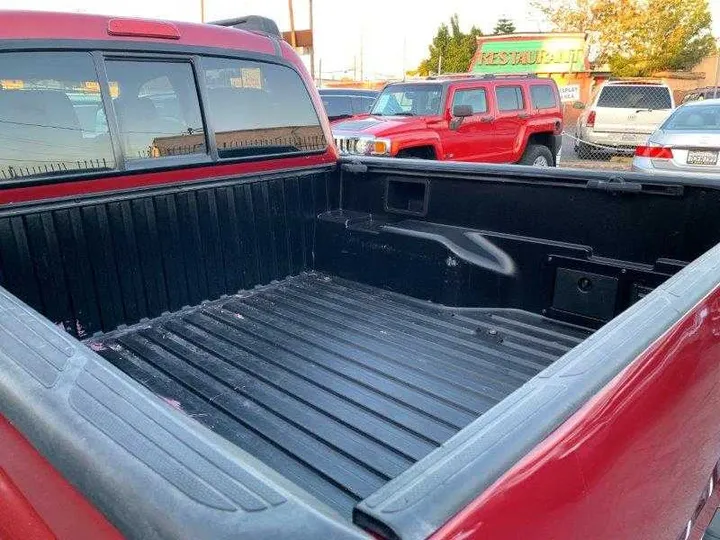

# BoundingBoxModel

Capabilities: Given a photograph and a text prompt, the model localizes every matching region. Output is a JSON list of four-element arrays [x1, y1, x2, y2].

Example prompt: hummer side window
[[496, 86, 525, 112], [452, 89, 488, 114], [530, 85, 557, 109]]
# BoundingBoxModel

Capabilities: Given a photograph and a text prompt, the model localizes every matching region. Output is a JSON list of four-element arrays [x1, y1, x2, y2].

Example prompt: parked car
[[318, 88, 378, 122], [682, 86, 720, 104], [4, 11, 720, 540], [331, 75, 563, 166], [575, 81, 674, 158], [632, 99, 720, 175]]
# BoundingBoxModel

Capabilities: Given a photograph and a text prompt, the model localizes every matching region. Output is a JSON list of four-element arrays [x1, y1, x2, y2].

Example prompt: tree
[[533, 0, 596, 33], [417, 15, 483, 76], [535, 0, 715, 76], [493, 17, 516, 35]]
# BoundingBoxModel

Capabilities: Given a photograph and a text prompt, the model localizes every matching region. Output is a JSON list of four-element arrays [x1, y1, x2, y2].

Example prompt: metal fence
[[562, 82, 674, 164]]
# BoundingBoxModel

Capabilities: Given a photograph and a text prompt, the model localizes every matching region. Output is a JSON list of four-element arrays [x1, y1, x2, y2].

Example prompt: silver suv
[[575, 82, 674, 158]]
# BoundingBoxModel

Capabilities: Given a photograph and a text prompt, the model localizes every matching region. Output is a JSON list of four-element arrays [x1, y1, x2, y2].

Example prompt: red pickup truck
[[332, 76, 563, 166], [1, 11, 720, 540]]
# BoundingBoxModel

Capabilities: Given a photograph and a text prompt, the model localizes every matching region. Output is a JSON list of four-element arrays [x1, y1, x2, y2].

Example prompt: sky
[[6, 0, 720, 79]]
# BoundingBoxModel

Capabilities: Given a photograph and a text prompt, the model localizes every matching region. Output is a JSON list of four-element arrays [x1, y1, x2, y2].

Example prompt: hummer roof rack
[[209, 15, 281, 39], [426, 73, 538, 81]]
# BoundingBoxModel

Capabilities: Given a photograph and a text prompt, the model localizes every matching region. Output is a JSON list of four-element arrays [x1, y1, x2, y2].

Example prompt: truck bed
[[90, 272, 591, 519]]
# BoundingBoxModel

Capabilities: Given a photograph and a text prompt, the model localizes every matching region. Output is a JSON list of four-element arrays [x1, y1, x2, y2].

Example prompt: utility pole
[[402, 36, 406, 81], [309, 0, 315, 79], [353, 56, 357, 80], [318, 58, 322, 88], [288, 0, 297, 47], [200, 0, 205, 22], [714, 39, 720, 98], [438, 54, 442, 76], [360, 33, 364, 82]]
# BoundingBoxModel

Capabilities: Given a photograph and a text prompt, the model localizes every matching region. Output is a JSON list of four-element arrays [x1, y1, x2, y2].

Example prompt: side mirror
[[450, 104, 473, 130], [573, 101, 586, 110], [452, 104, 473, 118]]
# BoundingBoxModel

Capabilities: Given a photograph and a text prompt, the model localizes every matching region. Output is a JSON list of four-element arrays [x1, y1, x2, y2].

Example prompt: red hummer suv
[[332, 75, 563, 166]]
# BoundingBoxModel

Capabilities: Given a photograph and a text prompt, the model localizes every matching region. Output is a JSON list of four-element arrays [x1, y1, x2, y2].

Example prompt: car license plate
[[621, 133, 638, 143], [687, 149, 718, 165]]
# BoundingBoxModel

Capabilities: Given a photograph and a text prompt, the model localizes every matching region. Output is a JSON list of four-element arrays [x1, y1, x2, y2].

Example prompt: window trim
[[0, 44, 330, 190], [192, 55, 219, 161], [92, 52, 125, 171], [529, 84, 558, 110], [495, 85, 526, 113]]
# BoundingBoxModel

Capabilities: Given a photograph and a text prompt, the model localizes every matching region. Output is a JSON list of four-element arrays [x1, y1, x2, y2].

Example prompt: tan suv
[[575, 81, 674, 158]]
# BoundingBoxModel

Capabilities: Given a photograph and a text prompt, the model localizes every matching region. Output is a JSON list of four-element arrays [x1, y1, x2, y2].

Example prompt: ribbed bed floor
[[89, 272, 592, 519]]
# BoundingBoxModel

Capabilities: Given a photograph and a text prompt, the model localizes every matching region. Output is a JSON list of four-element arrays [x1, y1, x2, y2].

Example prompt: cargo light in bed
[[107, 18, 181, 39]]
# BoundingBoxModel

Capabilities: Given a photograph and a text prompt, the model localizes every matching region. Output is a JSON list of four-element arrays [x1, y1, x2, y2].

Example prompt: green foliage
[[417, 15, 483, 76], [535, 0, 716, 76], [493, 17, 516, 34]]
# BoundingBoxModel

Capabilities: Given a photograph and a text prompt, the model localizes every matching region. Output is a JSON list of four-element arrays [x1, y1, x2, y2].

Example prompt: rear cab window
[[202, 57, 326, 158], [596, 85, 673, 109], [663, 104, 720, 131], [321, 95, 352, 118], [0, 52, 115, 180], [105, 59, 206, 162], [351, 96, 375, 115], [0, 49, 327, 184], [496, 86, 525, 112]]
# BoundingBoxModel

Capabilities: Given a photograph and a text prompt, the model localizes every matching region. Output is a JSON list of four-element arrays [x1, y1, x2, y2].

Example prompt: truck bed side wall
[[316, 160, 720, 326], [0, 168, 337, 337]]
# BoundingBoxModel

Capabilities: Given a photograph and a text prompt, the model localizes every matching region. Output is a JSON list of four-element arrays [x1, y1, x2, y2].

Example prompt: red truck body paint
[[431, 286, 720, 540], [0, 415, 122, 540]]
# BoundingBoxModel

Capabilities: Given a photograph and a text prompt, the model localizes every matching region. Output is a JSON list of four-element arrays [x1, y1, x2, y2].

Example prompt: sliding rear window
[[0, 52, 115, 181], [105, 59, 206, 161], [202, 58, 326, 159]]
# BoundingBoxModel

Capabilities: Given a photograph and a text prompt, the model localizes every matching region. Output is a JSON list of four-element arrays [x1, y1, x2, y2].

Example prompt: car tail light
[[107, 18, 181, 39], [586, 111, 596, 128], [635, 145, 673, 159]]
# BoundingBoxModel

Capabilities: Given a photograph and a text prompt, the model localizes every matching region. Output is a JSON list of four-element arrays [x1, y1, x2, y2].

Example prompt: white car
[[575, 82, 674, 158]]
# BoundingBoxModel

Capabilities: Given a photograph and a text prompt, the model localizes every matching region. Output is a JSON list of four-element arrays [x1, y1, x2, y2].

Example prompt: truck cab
[[331, 75, 563, 166]]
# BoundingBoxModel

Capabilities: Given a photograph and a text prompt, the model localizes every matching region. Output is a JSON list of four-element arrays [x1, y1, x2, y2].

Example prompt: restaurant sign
[[470, 34, 587, 74]]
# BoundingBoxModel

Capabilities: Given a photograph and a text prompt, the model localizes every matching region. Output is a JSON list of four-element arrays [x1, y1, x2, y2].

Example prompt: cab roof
[[0, 10, 278, 57]]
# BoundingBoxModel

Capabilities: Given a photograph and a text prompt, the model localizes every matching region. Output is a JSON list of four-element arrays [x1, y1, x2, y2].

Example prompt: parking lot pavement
[[559, 132, 632, 171]]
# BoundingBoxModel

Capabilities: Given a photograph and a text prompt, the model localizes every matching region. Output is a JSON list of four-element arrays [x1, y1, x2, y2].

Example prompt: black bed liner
[[90, 273, 591, 519]]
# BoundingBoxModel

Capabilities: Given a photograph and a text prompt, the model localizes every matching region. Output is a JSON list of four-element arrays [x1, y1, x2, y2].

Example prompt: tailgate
[[595, 106, 672, 134], [658, 131, 720, 167], [594, 85, 673, 134]]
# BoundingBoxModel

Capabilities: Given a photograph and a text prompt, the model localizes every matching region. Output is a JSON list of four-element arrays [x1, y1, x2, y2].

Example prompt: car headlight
[[357, 138, 391, 156], [355, 138, 370, 155]]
